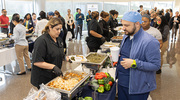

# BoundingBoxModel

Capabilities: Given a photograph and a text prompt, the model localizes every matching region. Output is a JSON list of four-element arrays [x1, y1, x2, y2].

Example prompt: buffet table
[[0, 47, 16, 67], [80, 81, 116, 100]]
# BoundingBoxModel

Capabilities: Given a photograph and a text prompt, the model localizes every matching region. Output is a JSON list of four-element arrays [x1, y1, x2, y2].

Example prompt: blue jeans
[[118, 85, 150, 100]]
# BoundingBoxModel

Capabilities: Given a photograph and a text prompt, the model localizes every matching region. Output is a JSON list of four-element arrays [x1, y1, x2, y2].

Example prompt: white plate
[[68, 55, 87, 63]]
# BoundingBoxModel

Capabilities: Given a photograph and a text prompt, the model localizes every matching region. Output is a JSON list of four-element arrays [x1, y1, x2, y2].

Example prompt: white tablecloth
[[0, 47, 17, 67]]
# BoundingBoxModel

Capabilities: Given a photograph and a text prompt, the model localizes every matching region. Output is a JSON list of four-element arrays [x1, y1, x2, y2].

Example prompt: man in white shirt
[[35, 11, 48, 37], [142, 14, 163, 74]]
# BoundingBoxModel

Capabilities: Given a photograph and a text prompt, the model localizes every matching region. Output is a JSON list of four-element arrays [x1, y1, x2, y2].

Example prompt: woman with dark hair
[[86, 11, 105, 52], [156, 15, 170, 74], [108, 10, 119, 36], [31, 17, 64, 89], [9, 13, 19, 36], [54, 10, 67, 53], [35, 11, 48, 37], [11, 14, 31, 75], [23, 13, 34, 33], [170, 9, 173, 18], [99, 11, 110, 41]]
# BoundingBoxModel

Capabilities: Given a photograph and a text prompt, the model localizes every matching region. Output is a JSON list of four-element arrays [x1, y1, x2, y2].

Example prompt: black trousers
[[75, 24, 83, 39], [1, 28, 9, 37], [67, 24, 75, 39]]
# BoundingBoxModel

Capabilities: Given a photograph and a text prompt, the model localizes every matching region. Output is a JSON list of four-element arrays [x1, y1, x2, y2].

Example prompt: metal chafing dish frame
[[46, 70, 91, 100], [0, 38, 9, 47], [81, 52, 109, 70]]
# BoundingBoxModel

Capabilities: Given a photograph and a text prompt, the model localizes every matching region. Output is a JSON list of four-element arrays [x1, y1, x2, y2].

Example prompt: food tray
[[46, 70, 90, 99], [111, 36, 123, 42], [0, 38, 9, 47], [83, 52, 108, 65], [82, 53, 109, 70], [101, 42, 120, 49], [68, 55, 87, 63]]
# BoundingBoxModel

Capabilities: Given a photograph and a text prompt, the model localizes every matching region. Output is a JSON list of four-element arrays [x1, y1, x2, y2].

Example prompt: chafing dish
[[46, 70, 90, 100]]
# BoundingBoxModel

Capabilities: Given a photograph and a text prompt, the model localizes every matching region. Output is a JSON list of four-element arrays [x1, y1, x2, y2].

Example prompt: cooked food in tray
[[47, 72, 86, 91], [86, 53, 107, 63], [0, 38, 8, 42], [111, 36, 123, 40], [69, 55, 87, 62]]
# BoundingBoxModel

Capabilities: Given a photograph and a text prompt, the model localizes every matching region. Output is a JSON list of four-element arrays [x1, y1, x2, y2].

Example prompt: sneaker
[[156, 69, 161, 74]]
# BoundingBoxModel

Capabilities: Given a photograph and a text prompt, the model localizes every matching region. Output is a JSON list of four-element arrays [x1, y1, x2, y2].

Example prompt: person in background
[[159, 10, 164, 16], [35, 11, 48, 37], [154, 7, 157, 12], [32, 13, 37, 30], [146, 10, 150, 15], [140, 10, 146, 16], [86, 10, 92, 30], [11, 14, 31, 75], [86, 11, 105, 52], [66, 9, 75, 41], [137, 5, 143, 13], [19, 19, 24, 24], [150, 11, 158, 27], [156, 15, 170, 74], [170, 9, 173, 18], [165, 9, 170, 23], [74, 8, 79, 37], [108, 10, 119, 36], [169, 11, 180, 40], [48, 11, 54, 20], [116, 11, 160, 100], [31, 18, 64, 89], [54, 10, 67, 53], [99, 11, 110, 41], [0, 9, 9, 37], [75, 9, 84, 39], [142, 14, 163, 49], [9, 13, 19, 36], [23, 13, 34, 33], [74, 8, 79, 20]]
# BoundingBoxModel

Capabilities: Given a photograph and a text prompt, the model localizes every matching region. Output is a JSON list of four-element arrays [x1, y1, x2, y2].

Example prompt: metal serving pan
[[82, 52, 108, 65], [46, 70, 90, 99], [111, 36, 123, 42]]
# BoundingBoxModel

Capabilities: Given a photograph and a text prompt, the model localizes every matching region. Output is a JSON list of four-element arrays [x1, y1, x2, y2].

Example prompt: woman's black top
[[31, 33, 64, 88], [99, 19, 110, 41], [86, 18, 103, 49]]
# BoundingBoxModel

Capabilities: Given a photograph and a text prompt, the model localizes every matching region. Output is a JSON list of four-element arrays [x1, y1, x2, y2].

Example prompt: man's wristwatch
[[131, 60, 137, 68]]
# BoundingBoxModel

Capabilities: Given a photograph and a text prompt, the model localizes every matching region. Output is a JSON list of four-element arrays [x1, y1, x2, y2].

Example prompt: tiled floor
[[0, 31, 180, 100]]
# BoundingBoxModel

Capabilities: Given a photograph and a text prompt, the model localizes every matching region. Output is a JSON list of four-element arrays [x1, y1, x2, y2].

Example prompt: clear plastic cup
[[110, 47, 120, 62]]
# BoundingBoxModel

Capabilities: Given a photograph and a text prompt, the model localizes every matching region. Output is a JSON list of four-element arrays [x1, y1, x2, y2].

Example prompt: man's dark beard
[[124, 24, 136, 36]]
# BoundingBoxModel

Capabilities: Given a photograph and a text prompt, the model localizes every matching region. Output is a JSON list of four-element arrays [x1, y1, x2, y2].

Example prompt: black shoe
[[17, 72, 26, 75], [69, 38, 72, 41], [156, 69, 161, 74], [27, 68, 31, 71]]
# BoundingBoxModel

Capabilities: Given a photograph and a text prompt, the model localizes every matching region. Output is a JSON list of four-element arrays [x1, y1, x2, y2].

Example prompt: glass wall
[[104, 2, 129, 20], [154, 1, 173, 12], [5, 0, 33, 20], [73, 2, 103, 30], [2, 0, 176, 30], [45, 1, 72, 18], [131, 1, 152, 11]]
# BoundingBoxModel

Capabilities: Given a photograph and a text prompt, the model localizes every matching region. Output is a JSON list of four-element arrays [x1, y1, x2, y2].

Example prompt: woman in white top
[[35, 11, 48, 37], [65, 9, 75, 40], [11, 13, 31, 75]]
